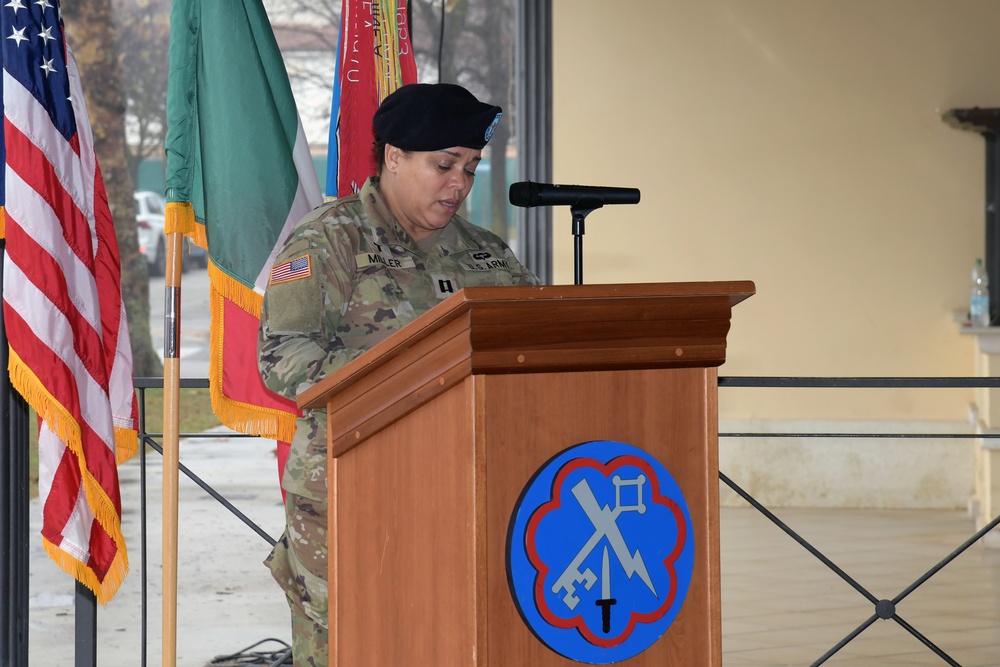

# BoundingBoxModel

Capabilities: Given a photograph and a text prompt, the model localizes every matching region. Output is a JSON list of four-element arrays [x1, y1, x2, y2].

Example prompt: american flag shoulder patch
[[270, 255, 312, 284]]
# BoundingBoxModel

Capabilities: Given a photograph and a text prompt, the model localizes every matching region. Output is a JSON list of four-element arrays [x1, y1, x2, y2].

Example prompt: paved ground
[[28, 428, 292, 667]]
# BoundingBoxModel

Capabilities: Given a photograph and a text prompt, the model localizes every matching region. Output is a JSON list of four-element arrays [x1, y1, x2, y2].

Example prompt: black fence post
[[0, 240, 30, 666], [74, 582, 97, 666]]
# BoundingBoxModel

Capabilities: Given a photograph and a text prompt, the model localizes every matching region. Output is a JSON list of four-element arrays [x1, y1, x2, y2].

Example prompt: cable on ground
[[206, 637, 292, 666]]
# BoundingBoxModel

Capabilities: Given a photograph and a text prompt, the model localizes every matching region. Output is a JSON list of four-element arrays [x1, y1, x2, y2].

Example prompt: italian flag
[[163, 0, 322, 441]]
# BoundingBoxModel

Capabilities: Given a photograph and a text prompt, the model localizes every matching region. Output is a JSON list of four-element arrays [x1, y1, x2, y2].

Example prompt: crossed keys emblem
[[508, 442, 694, 662], [551, 473, 658, 619]]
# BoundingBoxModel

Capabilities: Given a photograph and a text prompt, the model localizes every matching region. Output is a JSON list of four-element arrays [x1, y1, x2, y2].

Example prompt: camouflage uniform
[[258, 177, 538, 665]]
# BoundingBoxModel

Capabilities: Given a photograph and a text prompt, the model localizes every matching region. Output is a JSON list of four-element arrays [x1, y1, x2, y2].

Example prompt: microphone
[[508, 181, 641, 208]]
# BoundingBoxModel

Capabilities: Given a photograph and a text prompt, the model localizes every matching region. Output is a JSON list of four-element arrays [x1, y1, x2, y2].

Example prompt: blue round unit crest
[[507, 440, 694, 664]]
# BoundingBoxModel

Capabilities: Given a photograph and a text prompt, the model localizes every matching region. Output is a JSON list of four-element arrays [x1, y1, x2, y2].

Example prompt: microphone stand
[[570, 203, 601, 285]]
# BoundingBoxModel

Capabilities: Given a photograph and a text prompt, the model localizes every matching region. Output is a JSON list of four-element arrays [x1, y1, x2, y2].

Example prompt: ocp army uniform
[[258, 177, 538, 662]]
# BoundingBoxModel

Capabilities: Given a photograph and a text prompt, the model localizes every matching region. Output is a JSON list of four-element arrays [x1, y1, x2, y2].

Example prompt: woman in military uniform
[[257, 82, 539, 666]]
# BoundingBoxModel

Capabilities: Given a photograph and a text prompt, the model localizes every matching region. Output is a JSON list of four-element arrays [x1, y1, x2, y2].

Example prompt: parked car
[[135, 191, 208, 276]]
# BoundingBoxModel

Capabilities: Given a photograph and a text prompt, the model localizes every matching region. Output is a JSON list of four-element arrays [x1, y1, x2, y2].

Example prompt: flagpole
[[162, 232, 184, 667]]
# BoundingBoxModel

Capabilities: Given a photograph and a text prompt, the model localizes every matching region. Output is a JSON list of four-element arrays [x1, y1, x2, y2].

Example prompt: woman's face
[[380, 144, 482, 241]]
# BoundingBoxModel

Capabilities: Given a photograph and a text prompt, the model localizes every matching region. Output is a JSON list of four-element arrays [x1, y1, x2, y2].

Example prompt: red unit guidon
[[270, 255, 311, 284]]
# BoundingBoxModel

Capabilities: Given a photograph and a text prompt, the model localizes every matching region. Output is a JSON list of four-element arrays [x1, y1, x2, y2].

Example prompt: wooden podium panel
[[300, 282, 753, 666], [482, 367, 719, 665], [330, 381, 478, 666]]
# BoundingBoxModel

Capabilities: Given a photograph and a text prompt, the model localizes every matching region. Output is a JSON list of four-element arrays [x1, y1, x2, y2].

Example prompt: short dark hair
[[373, 135, 412, 176], [373, 135, 387, 175]]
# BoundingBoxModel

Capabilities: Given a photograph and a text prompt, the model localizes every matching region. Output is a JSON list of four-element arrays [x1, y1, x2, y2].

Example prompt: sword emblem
[[595, 546, 617, 633]]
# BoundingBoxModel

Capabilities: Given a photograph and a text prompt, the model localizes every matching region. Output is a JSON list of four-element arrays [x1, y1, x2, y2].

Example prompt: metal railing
[[132, 377, 281, 667], [718, 376, 1000, 666], [10, 375, 1000, 665]]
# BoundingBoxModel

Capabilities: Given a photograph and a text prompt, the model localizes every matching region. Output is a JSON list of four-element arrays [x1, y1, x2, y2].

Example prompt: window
[[269, 0, 552, 281]]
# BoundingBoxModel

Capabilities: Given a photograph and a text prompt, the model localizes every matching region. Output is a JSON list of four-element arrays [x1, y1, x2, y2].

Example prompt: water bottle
[[971, 258, 991, 328]]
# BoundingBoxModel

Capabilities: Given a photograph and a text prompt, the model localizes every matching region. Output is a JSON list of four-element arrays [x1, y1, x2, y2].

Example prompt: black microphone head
[[508, 181, 537, 207], [509, 181, 640, 208]]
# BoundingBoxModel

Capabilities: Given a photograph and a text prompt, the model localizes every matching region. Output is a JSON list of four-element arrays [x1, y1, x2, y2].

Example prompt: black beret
[[372, 83, 503, 151]]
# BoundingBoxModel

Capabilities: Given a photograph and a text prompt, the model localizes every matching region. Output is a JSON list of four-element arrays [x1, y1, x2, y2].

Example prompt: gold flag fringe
[[208, 259, 263, 316], [206, 262, 297, 442], [43, 537, 128, 606], [0, 206, 5, 239], [8, 348, 130, 603], [167, 202, 298, 441], [164, 200, 195, 236], [166, 200, 209, 250], [114, 425, 139, 465]]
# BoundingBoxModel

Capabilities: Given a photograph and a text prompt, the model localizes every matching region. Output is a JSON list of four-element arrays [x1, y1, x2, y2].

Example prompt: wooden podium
[[298, 281, 754, 666]]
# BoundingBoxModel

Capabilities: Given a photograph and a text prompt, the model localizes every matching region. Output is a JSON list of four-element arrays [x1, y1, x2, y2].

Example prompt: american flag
[[269, 254, 311, 284], [1, 0, 138, 603]]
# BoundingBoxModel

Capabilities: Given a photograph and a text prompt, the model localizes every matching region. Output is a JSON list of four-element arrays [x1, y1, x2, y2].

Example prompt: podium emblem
[[507, 440, 694, 664]]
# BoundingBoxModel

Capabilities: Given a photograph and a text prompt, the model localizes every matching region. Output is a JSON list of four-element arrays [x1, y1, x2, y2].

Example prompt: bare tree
[[410, 0, 516, 238], [113, 0, 171, 190], [266, 0, 341, 146], [63, 0, 162, 377], [266, 0, 341, 54]]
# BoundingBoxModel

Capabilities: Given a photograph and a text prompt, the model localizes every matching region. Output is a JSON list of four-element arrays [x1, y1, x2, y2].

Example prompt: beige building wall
[[551, 1, 1000, 509]]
